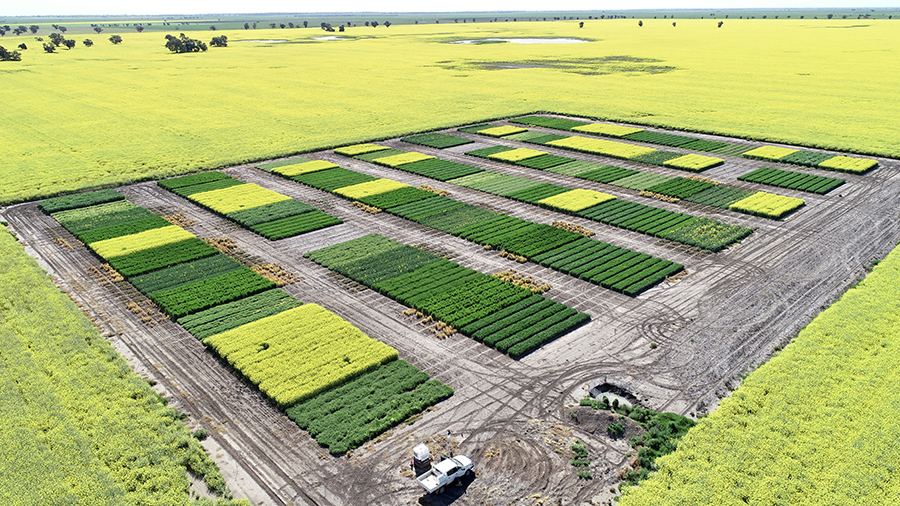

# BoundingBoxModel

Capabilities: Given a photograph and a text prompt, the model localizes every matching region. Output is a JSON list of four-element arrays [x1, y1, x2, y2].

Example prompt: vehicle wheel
[[438, 486, 445, 494], [465, 469, 472, 477]]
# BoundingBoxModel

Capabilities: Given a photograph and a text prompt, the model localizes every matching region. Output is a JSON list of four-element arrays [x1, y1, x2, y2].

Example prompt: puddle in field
[[450, 38, 589, 44]]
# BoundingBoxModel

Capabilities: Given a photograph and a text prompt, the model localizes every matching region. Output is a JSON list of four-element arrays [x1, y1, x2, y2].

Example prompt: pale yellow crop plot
[[2, 20, 899, 204], [271, 160, 338, 177]]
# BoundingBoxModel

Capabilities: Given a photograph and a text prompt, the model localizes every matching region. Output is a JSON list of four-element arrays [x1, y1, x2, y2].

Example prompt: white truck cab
[[415, 455, 474, 494]]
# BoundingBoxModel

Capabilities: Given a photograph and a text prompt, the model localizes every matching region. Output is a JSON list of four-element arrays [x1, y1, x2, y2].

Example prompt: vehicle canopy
[[433, 456, 472, 475]]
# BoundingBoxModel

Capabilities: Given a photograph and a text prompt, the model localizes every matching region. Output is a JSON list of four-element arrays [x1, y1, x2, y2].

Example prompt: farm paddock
[[5, 115, 899, 506]]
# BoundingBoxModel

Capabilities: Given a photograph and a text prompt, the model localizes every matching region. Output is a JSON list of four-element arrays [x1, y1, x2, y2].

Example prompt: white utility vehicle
[[415, 455, 474, 494]]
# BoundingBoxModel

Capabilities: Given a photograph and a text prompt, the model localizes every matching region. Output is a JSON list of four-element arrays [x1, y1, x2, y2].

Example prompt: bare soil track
[[5, 115, 900, 505]]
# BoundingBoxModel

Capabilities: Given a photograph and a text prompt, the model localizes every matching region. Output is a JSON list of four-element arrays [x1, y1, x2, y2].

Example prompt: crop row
[[460, 137, 805, 220], [402, 132, 474, 149], [737, 167, 844, 194], [742, 146, 877, 173], [509, 115, 876, 173], [645, 178, 717, 199], [52, 199, 158, 234], [157, 172, 342, 239], [42, 189, 450, 454], [39, 188, 125, 213], [286, 360, 454, 455], [531, 238, 685, 296], [330, 144, 752, 250], [307, 234, 590, 357]]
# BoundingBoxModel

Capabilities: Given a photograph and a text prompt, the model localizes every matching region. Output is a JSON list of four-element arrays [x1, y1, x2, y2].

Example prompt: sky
[[2, 1, 895, 17]]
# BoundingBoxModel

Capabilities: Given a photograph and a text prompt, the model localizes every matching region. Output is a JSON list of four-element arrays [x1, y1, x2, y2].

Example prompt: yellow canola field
[[538, 189, 616, 212], [743, 145, 798, 160], [334, 144, 390, 156], [620, 244, 900, 506], [818, 156, 878, 174], [488, 148, 547, 162], [663, 153, 724, 171], [272, 160, 338, 177], [571, 123, 644, 137], [334, 179, 410, 199], [548, 136, 658, 159], [730, 192, 805, 219], [479, 125, 528, 137], [372, 151, 434, 167], [190, 183, 291, 214], [89, 225, 194, 259], [205, 304, 398, 407], [2, 20, 900, 204]]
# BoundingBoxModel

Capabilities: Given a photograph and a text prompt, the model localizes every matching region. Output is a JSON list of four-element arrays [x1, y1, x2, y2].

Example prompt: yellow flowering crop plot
[[205, 304, 398, 406], [571, 123, 644, 138], [818, 156, 878, 174], [619, 243, 900, 506], [663, 153, 725, 172], [547, 136, 659, 160], [334, 143, 391, 156], [478, 125, 529, 137], [487, 148, 547, 162], [272, 160, 339, 177], [537, 189, 616, 212], [89, 225, 194, 259], [742, 145, 798, 161], [729, 192, 805, 219], [190, 183, 291, 215], [333, 179, 410, 200], [372, 151, 435, 167]]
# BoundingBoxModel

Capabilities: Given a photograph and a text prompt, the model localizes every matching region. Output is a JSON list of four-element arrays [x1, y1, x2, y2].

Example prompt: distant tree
[[209, 25, 216, 30], [718, 21, 724, 27], [165, 33, 207, 52], [384, 21, 391, 27], [49, 33, 65, 46], [827, 14, 834, 19], [109, 35, 122, 44], [269, 23, 276, 29], [252, 22, 257, 29], [63, 39, 75, 49], [365, 21, 369, 26], [244, 23, 250, 29], [371, 21, 379, 27], [18, 43, 27, 50], [210, 35, 227, 47], [339, 25, 344, 32], [638, 20, 643, 27], [280, 23, 285, 29], [672, 22, 676, 27], [0, 45, 22, 61], [43, 42, 55, 53], [0, 28, 6, 36], [136, 25, 145, 32], [59, 26, 67, 33], [321, 23, 335, 32], [29, 25, 39, 34], [34, 36, 42, 41], [842, 15, 848, 19], [94, 26, 103, 34], [289, 22, 294, 28], [13, 27, 25, 36], [579, 21, 584, 28], [303, 21, 308, 28], [83, 39, 93, 46]]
